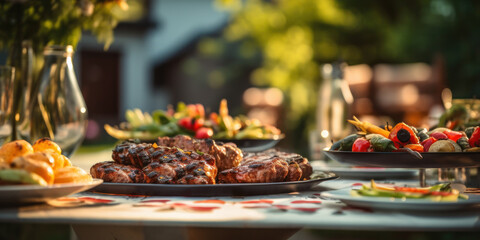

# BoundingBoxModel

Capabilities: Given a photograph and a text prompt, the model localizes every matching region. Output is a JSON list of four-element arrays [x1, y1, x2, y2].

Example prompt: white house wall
[[77, 0, 228, 120], [147, 0, 229, 64]]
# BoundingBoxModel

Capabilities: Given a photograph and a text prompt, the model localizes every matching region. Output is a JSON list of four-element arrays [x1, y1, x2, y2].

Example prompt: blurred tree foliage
[[196, 0, 480, 153], [0, 0, 130, 64]]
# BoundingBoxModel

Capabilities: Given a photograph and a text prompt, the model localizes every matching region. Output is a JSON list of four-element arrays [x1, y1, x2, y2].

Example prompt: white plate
[[0, 179, 103, 205], [316, 167, 418, 179], [321, 188, 480, 211]]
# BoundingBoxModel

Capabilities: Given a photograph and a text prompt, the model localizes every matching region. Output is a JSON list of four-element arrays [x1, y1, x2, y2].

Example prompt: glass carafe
[[16, 40, 36, 142], [30, 45, 88, 157]]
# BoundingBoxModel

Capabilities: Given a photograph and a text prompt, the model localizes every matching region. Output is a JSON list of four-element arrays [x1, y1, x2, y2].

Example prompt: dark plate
[[90, 171, 337, 197], [214, 138, 283, 152], [324, 150, 480, 168]]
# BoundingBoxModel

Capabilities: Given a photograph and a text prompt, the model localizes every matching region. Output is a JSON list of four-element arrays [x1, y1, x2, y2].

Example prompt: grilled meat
[[111, 141, 156, 168], [244, 150, 312, 180], [142, 147, 216, 184], [217, 156, 289, 183], [111, 141, 217, 184], [286, 160, 303, 182], [103, 140, 311, 185], [157, 135, 243, 171], [219, 150, 312, 183], [271, 151, 313, 180], [90, 161, 148, 183]]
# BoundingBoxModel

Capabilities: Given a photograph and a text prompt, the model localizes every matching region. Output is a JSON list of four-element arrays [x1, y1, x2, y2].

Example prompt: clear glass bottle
[[316, 62, 354, 148], [30, 45, 88, 157]]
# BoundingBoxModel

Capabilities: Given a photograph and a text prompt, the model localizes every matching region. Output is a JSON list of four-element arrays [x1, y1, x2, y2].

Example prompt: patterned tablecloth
[[1, 150, 479, 234], [0, 179, 479, 232]]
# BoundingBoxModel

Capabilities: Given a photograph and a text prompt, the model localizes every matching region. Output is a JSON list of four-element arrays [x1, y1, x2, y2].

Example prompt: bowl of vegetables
[[324, 116, 480, 168], [104, 99, 283, 151]]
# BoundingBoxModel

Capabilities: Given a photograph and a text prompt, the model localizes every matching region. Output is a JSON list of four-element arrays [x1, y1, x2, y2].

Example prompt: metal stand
[[419, 169, 427, 187]]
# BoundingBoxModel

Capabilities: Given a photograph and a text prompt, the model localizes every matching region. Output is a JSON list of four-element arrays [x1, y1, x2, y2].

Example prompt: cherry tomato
[[178, 117, 193, 130], [195, 127, 213, 139], [193, 118, 204, 131], [421, 137, 437, 152], [352, 138, 371, 152]]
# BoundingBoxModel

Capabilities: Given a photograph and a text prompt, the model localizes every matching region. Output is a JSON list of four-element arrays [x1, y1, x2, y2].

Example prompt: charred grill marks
[[108, 141, 217, 184], [218, 150, 312, 183], [157, 135, 243, 171], [95, 139, 312, 185], [90, 161, 148, 183]]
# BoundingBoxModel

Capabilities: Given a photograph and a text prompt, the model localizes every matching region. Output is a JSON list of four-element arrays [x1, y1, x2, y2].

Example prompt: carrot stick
[[348, 116, 390, 138]]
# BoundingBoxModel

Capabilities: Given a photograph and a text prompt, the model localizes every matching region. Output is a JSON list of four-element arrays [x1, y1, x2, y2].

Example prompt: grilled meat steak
[[142, 147, 217, 184], [218, 150, 312, 183], [111, 141, 217, 184], [157, 135, 243, 171], [286, 161, 303, 182], [244, 150, 312, 180], [112, 142, 156, 168], [90, 161, 148, 183], [271, 151, 313, 180], [98, 140, 311, 185], [217, 155, 289, 183]]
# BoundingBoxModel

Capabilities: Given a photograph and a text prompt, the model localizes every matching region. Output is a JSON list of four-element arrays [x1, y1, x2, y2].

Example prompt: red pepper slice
[[443, 130, 464, 142], [430, 132, 448, 140], [393, 187, 430, 194], [421, 137, 437, 152], [393, 187, 454, 197], [394, 186, 456, 195], [388, 123, 419, 148], [468, 127, 480, 147]]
